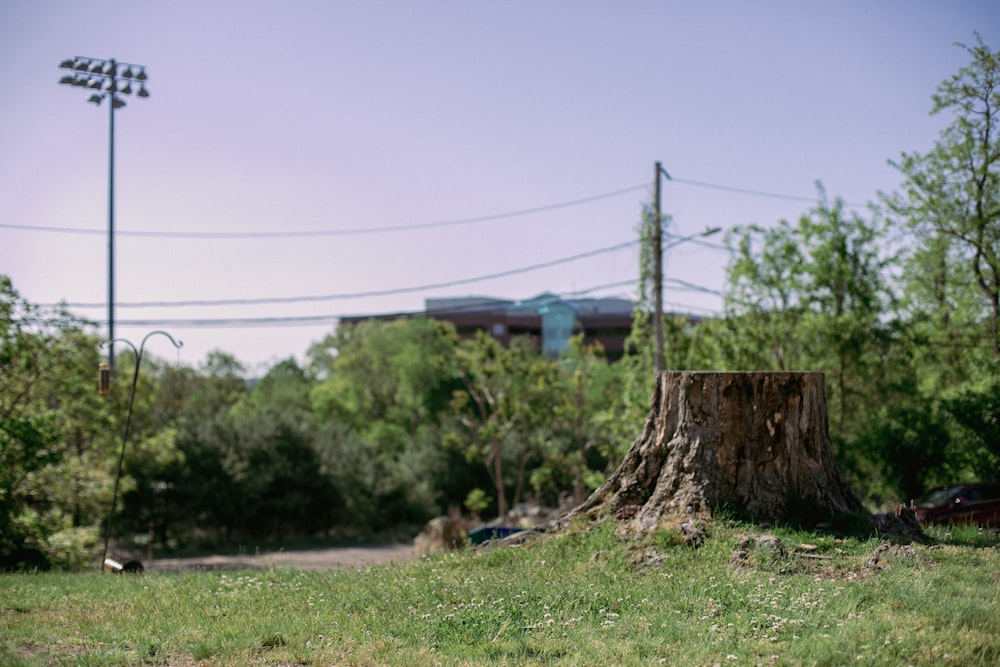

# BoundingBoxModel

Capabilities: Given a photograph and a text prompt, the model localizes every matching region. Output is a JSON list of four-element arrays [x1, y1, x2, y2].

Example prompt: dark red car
[[913, 482, 1000, 526]]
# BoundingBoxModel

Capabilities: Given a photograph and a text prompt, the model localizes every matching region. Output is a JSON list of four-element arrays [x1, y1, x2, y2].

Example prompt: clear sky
[[2, 1, 998, 372]]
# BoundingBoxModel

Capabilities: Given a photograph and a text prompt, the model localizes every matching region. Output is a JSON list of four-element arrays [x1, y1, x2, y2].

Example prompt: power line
[[670, 177, 868, 208], [114, 315, 343, 328], [80, 281, 725, 329], [46, 240, 642, 309], [561, 280, 638, 297], [1, 175, 870, 240], [669, 235, 728, 251], [20, 272, 726, 329], [0, 184, 648, 239], [664, 277, 723, 297], [46, 277, 723, 329]]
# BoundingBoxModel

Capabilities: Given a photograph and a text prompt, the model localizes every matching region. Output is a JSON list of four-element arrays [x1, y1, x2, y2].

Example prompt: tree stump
[[570, 371, 864, 532]]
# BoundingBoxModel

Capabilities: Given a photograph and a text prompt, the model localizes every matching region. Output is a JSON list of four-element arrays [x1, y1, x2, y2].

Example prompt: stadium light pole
[[59, 56, 151, 373]]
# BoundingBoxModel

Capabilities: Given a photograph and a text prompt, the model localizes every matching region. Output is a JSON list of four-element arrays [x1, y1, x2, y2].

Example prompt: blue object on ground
[[468, 525, 523, 545]]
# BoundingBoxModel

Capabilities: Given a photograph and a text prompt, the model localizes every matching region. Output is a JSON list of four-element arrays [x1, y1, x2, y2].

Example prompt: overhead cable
[[0, 174, 868, 239], [0, 184, 648, 239], [72, 282, 724, 329], [20, 272, 726, 329], [47, 240, 642, 309], [670, 177, 868, 208]]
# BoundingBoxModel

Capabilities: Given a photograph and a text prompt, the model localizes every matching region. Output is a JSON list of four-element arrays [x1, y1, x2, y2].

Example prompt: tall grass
[[2, 520, 998, 666]]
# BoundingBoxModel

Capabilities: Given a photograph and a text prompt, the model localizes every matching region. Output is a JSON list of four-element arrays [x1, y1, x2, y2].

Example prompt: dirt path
[[145, 543, 416, 573]]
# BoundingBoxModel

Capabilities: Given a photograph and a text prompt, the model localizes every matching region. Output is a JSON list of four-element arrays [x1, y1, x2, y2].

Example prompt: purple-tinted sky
[[2, 1, 997, 371]]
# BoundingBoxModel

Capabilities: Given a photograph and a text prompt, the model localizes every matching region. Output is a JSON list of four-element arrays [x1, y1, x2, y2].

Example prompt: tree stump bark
[[571, 371, 864, 532]]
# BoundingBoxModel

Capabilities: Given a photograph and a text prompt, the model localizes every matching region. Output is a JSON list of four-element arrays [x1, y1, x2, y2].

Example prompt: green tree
[[889, 34, 1000, 362], [859, 402, 951, 503], [0, 276, 114, 568], [450, 333, 562, 518], [310, 318, 459, 448], [309, 318, 468, 526], [144, 351, 251, 545], [312, 419, 456, 529], [724, 190, 892, 437], [251, 357, 313, 416], [723, 216, 809, 371], [718, 191, 912, 502], [529, 337, 621, 507], [938, 368, 1000, 482], [608, 199, 671, 466], [883, 35, 1000, 492], [227, 403, 340, 538]]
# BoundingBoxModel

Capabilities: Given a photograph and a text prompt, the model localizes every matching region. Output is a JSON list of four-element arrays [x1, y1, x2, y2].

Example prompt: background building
[[341, 293, 636, 360]]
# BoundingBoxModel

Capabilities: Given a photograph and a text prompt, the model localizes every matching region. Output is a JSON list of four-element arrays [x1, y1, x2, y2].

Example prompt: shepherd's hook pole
[[99, 330, 182, 571]]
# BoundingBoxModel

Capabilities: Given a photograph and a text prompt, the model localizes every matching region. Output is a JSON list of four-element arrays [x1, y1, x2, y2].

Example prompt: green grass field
[[2, 519, 998, 666]]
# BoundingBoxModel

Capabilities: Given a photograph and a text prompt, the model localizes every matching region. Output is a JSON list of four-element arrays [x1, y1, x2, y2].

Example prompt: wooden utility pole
[[653, 161, 666, 372]]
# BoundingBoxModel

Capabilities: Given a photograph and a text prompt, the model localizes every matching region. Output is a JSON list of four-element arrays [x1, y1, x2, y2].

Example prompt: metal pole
[[100, 336, 138, 569], [107, 59, 116, 373], [653, 161, 665, 372], [99, 331, 182, 571]]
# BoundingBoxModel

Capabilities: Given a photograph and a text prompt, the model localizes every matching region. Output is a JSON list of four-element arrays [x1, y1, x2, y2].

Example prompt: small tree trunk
[[571, 371, 864, 532]]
